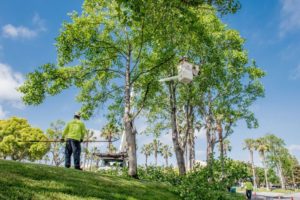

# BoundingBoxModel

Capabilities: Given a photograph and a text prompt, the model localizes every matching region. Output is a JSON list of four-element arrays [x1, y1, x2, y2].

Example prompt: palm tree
[[218, 139, 232, 157], [244, 138, 258, 189], [101, 121, 120, 153], [141, 143, 153, 167], [255, 137, 270, 190], [152, 139, 162, 166], [160, 145, 172, 167]]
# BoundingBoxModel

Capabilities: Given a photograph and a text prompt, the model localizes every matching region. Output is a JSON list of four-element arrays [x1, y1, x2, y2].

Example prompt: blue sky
[[0, 0, 299, 166]]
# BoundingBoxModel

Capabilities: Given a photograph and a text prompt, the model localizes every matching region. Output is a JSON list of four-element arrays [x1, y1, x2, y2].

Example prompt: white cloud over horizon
[[2, 13, 46, 39], [280, 0, 300, 36], [0, 63, 24, 117], [0, 63, 24, 102]]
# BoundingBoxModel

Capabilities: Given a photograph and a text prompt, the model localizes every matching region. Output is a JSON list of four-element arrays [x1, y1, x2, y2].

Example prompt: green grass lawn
[[0, 159, 179, 200]]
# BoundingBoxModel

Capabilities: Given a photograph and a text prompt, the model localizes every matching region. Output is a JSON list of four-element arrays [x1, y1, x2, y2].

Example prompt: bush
[[96, 161, 246, 200], [137, 166, 182, 186], [177, 166, 244, 200]]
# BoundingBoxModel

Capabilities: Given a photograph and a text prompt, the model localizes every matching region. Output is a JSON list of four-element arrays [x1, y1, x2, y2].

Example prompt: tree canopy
[[0, 117, 50, 161]]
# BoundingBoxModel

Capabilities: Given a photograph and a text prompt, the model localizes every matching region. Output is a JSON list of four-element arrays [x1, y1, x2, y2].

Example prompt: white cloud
[[0, 105, 6, 119], [289, 64, 300, 80], [280, 0, 300, 36], [2, 24, 37, 39], [289, 144, 300, 152], [2, 14, 46, 39], [0, 63, 24, 102]]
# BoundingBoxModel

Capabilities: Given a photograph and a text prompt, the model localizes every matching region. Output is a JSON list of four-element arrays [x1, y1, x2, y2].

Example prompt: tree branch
[[132, 81, 152, 121]]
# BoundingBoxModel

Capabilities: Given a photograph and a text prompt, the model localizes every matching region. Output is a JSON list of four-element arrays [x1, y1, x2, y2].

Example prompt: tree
[[152, 139, 163, 166], [291, 165, 300, 188], [140, 143, 153, 167], [255, 137, 270, 190], [160, 144, 173, 167], [46, 120, 65, 166], [0, 117, 50, 161], [243, 138, 257, 189], [264, 134, 288, 189], [100, 120, 121, 153], [19, 0, 190, 177], [18, 0, 252, 177]]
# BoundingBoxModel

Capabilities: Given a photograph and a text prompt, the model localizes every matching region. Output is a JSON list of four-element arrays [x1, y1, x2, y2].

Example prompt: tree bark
[[250, 150, 258, 189], [277, 161, 286, 189], [217, 120, 224, 177], [168, 82, 186, 175], [145, 155, 148, 167], [261, 152, 269, 190], [124, 44, 138, 178], [165, 156, 169, 167]]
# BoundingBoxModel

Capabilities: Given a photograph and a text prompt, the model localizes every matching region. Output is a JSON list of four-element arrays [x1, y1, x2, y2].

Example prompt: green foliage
[[177, 160, 245, 200], [0, 159, 178, 200], [0, 117, 50, 161], [138, 166, 182, 186], [136, 160, 247, 200]]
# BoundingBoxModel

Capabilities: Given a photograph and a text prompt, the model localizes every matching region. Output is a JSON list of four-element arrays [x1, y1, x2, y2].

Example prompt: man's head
[[74, 112, 81, 119]]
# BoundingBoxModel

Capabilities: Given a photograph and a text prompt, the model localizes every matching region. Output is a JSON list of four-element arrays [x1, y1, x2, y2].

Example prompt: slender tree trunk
[[250, 150, 258, 189], [185, 143, 189, 170], [169, 82, 186, 175], [206, 117, 216, 178], [277, 161, 286, 189], [189, 109, 195, 170], [261, 152, 269, 190], [165, 156, 168, 167], [145, 155, 148, 167], [124, 44, 137, 178], [189, 130, 195, 170], [217, 121, 225, 177], [155, 146, 158, 166]]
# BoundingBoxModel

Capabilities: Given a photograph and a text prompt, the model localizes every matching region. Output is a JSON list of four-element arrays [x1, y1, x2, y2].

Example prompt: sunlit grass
[[0, 159, 179, 200]]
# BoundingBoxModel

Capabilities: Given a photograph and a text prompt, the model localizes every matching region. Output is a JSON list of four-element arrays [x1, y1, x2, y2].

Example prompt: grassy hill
[[0, 160, 179, 200]]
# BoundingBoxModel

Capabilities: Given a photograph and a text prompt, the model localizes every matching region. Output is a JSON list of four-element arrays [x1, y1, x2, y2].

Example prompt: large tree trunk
[[250, 150, 258, 189], [169, 82, 186, 175], [124, 45, 138, 178]]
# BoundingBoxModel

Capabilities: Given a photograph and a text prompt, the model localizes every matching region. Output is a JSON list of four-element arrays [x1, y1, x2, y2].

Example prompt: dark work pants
[[65, 139, 81, 169], [246, 190, 252, 200]]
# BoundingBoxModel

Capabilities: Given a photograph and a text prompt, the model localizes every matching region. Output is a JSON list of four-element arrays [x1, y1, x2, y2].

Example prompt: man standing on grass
[[61, 112, 86, 170]]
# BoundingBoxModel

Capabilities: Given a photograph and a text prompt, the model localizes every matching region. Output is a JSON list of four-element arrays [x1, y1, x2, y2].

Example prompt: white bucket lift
[[160, 57, 199, 83]]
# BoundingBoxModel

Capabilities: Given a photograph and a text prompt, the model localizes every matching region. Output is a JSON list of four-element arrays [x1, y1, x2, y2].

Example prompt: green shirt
[[244, 182, 253, 190], [63, 119, 86, 141]]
